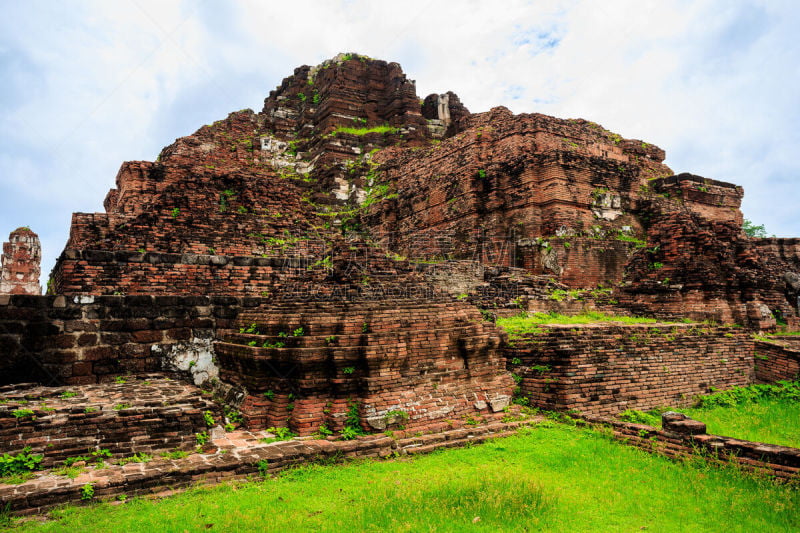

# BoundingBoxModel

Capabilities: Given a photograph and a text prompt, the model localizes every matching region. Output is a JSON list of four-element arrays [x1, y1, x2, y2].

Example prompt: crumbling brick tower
[[0, 227, 41, 295]]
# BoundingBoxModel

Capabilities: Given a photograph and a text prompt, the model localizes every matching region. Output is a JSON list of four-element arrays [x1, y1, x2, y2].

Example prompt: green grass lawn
[[11, 423, 799, 532]]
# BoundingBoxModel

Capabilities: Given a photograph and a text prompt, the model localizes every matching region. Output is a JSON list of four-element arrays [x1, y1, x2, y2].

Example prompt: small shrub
[[80, 483, 95, 501], [314, 424, 334, 438], [117, 452, 152, 466], [240, 323, 259, 334], [12, 409, 34, 419], [256, 459, 270, 478], [340, 426, 362, 440], [60, 391, 78, 399], [260, 427, 298, 444], [53, 465, 84, 479], [159, 450, 189, 460], [619, 409, 662, 426], [341, 400, 365, 440], [342, 366, 355, 375], [203, 410, 215, 427], [196, 432, 210, 446], [0, 447, 43, 478]]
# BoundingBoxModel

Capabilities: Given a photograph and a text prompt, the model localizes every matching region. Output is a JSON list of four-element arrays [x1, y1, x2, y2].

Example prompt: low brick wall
[[0, 294, 263, 386], [755, 339, 800, 382], [580, 412, 800, 481], [0, 295, 513, 436], [507, 323, 754, 415], [0, 376, 221, 467]]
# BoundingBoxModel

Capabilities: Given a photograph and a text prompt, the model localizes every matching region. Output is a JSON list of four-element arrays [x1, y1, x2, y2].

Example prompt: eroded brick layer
[[618, 175, 800, 325]]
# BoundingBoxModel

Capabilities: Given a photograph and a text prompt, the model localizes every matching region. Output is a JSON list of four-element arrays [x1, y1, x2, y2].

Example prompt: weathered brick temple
[[0, 227, 41, 296], [2, 54, 799, 513]]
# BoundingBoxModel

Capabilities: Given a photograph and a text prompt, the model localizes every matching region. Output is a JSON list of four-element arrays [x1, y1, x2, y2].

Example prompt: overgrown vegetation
[[0, 447, 43, 484], [15, 425, 799, 531], [260, 427, 298, 444], [497, 311, 660, 339], [341, 400, 365, 440], [331, 124, 398, 136]]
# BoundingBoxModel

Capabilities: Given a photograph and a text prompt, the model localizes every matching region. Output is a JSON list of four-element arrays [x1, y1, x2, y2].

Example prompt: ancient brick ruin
[[2, 53, 799, 513], [0, 227, 41, 296]]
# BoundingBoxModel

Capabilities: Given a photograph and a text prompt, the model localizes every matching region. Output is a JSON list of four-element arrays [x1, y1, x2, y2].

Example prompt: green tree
[[742, 219, 767, 238]]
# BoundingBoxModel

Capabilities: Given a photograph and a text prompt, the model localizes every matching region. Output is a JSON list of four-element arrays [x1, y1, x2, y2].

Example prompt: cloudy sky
[[2, 0, 799, 277]]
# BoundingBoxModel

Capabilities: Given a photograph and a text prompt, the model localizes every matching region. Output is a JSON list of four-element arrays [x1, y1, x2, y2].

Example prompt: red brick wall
[[216, 300, 513, 435], [362, 107, 671, 282], [754, 339, 800, 382], [0, 294, 255, 386], [506, 324, 754, 415]]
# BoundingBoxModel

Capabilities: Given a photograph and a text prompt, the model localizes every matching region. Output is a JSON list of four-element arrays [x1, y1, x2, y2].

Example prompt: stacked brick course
[[617, 174, 799, 326], [216, 299, 513, 435], [363, 107, 671, 286], [0, 418, 531, 516], [0, 294, 252, 386], [507, 323, 753, 415], [45, 54, 799, 326], [754, 339, 800, 382]]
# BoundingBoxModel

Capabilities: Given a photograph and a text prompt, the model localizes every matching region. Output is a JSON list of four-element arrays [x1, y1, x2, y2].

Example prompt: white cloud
[[1, 0, 798, 277]]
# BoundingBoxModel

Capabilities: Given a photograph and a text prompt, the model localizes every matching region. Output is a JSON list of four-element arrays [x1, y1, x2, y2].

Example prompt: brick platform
[[0, 375, 220, 468], [0, 415, 533, 516]]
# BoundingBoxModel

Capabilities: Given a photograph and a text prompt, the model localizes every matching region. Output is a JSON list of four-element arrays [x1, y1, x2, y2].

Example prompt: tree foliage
[[742, 219, 768, 238]]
